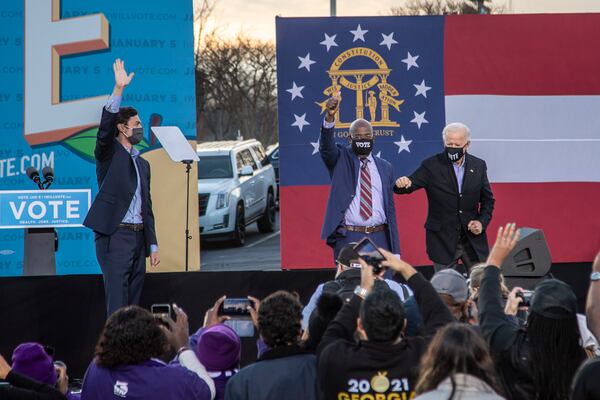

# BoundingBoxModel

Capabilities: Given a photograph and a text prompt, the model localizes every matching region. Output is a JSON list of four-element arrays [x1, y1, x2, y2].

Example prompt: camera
[[515, 290, 533, 307], [353, 237, 386, 274]]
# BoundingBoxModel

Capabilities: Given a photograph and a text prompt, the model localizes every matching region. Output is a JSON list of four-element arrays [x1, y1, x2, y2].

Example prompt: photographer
[[479, 223, 587, 400], [571, 251, 600, 400], [316, 249, 453, 399], [189, 297, 241, 400], [81, 305, 215, 400], [225, 291, 317, 400], [8, 343, 77, 400], [302, 242, 413, 330], [0, 353, 66, 400]]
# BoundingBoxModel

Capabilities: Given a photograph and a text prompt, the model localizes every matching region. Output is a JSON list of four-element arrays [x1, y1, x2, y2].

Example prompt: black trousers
[[95, 228, 146, 316], [433, 232, 480, 274]]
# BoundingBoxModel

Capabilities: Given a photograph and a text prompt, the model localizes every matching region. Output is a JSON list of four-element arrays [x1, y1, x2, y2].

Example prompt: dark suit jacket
[[83, 108, 157, 256], [319, 125, 400, 254], [394, 152, 494, 265]]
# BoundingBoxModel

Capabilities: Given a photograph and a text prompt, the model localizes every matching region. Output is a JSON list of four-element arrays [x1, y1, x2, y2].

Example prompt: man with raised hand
[[84, 59, 159, 316], [394, 122, 495, 273], [319, 92, 401, 262]]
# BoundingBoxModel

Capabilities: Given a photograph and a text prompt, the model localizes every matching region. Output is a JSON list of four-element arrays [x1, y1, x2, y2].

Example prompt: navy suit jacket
[[394, 152, 495, 264], [83, 108, 157, 257], [319, 125, 400, 254]]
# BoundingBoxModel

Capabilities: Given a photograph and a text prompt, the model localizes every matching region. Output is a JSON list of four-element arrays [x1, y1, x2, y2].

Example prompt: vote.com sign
[[0, 190, 91, 229]]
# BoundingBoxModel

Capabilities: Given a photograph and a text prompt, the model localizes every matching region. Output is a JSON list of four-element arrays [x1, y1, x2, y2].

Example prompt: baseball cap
[[530, 279, 577, 319], [431, 269, 468, 303], [336, 242, 360, 268]]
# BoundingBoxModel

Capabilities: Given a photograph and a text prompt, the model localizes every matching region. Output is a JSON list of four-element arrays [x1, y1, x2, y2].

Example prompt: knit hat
[[530, 279, 577, 319], [11, 343, 57, 385], [431, 269, 469, 303], [196, 324, 241, 371]]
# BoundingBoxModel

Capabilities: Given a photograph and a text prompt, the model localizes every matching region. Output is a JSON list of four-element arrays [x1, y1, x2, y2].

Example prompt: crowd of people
[[1, 223, 599, 400]]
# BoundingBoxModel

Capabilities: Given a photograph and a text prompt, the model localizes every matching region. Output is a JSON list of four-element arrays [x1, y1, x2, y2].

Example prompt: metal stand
[[183, 160, 193, 272]]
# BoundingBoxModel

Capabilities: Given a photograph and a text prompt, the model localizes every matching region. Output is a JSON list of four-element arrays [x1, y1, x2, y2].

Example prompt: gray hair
[[349, 118, 373, 138], [442, 122, 471, 141]]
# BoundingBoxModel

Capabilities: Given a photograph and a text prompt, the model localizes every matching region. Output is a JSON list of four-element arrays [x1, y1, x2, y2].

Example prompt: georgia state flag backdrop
[[276, 14, 600, 270]]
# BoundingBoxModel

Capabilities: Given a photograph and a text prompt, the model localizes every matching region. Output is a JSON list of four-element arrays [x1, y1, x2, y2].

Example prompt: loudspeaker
[[500, 227, 552, 277]]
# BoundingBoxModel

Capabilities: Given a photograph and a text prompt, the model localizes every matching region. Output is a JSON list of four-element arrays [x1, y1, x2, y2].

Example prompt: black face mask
[[125, 127, 144, 145], [445, 145, 465, 162], [352, 139, 373, 157]]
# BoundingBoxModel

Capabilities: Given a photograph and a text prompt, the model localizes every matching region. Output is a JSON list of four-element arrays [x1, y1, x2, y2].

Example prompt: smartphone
[[219, 298, 252, 317], [151, 304, 173, 320], [353, 237, 386, 273]]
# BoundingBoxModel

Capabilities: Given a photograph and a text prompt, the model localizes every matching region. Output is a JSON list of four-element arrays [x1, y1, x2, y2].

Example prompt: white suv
[[197, 139, 277, 246]]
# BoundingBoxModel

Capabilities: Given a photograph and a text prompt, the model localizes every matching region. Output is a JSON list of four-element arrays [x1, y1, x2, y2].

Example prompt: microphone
[[26, 167, 44, 190], [42, 166, 54, 189]]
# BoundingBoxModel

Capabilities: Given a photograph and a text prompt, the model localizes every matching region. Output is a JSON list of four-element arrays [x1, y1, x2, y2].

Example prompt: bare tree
[[194, 0, 218, 55], [196, 33, 278, 146], [391, 0, 503, 15]]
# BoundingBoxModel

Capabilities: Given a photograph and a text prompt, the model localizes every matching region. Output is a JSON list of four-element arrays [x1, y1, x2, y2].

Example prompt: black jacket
[[394, 152, 495, 265], [225, 345, 317, 400], [0, 370, 66, 400], [83, 108, 157, 256], [478, 266, 533, 400], [316, 273, 454, 399]]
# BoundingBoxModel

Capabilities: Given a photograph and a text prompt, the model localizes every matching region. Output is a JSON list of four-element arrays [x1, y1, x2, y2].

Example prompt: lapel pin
[[469, 169, 474, 173]]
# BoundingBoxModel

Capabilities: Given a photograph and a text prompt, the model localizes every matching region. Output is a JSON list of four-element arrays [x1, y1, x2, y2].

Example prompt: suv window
[[198, 156, 233, 179], [237, 149, 258, 171], [252, 145, 268, 166]]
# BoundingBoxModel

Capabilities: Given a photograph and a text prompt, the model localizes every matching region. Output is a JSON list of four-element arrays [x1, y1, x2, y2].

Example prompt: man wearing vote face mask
[[394, 123, 495, 273], [84, 59, 159, 316], [319, 93, 401, 263]]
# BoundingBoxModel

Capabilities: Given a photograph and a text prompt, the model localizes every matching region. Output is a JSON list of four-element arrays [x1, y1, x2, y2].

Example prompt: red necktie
[[359, 159, 372, 220]]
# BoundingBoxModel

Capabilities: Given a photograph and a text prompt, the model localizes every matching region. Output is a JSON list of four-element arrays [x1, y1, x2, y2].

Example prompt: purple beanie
[[11, 343, 57, 385], [196, 324, 241, 371]]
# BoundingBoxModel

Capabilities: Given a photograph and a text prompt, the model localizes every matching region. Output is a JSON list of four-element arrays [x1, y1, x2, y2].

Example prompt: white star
[[376, 151, 382, 158], [350, 24, 368, 42], [402, 52, 419, 70], [286, 82, 304, 101], [380, 32, 398, 50], [394, 135, 413, 153], [414, 80, 432, 98], [298, 53, 316, 72], [320, 33, 338, 52], [291, 113, 310, 132], [410, 111, 429, 129], [310, 139, 320, 155]]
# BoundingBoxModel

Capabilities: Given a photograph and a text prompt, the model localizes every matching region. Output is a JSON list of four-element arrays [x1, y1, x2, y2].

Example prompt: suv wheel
[[232, 203, 246, 246], [257, 191, 276, 233]]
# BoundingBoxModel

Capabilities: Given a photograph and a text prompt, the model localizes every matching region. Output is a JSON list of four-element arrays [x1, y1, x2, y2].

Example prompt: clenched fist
[[325, 92, 342, 122], [395, 176, 412, 189]]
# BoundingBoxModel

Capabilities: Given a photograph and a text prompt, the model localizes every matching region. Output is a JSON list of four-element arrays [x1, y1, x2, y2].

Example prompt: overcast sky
[[197, 0, 600, 42]]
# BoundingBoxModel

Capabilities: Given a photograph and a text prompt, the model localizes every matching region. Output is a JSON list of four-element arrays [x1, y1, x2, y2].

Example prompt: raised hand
[[203, 296, 230, 327], [160, 304, 190, 351], [379, 248, 417, 281], [325, 92, 341, 122], [112, 58, 134, 95], [487, 223, 520, 268], [0, 354, 11, 380], [395, 176, 412, 189]]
